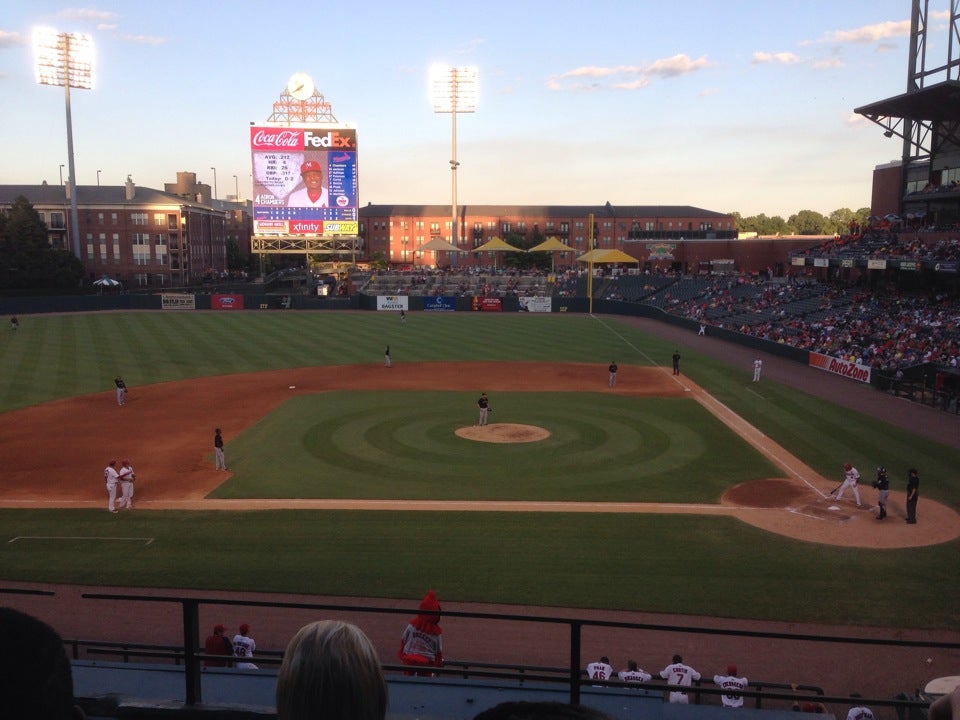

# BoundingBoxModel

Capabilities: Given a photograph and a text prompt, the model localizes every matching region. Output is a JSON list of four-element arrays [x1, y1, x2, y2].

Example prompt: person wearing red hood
[[398, 589, 443, 675]]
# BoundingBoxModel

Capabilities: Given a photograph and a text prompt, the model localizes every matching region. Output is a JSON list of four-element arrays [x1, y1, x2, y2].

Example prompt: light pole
[[96, 169, 101, 187], [430, 65, 478, 251], [210, 166, 217, 200], [233, 174, 239, 201], [34, 28, 94, 260]]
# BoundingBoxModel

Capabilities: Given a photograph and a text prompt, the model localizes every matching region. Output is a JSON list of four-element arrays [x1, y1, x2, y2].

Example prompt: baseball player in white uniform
[[117, 459, 135, 509], [586, 656, 614, 684], [618, 659, 652, 684], [660, 654, 701, 703], [834, 463, 863, 506], [846, 703, 875, 720], [752, 358, 762, 382], [713, 664, 748, 708], [104, 460, 120, 513], [232, 623, 258, 669]]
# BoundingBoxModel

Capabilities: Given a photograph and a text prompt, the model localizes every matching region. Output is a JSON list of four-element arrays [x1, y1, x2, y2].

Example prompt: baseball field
[[0, 310, 957, 629]]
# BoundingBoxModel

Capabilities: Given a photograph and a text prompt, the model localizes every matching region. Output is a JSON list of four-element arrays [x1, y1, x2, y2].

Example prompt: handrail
[[75, 591, 955, 709]]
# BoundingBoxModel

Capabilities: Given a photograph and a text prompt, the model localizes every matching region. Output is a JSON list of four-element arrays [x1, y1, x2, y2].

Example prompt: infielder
[[608, 361, 618, 387], [752, 358, 762, 382], [713, 664, 748, 708], [114, 376, 127, 406], [834, 463, 862, 506], [477, 392, 489, 426], [660, 654, 701, 704], [214, 428, 226, 470], [104, 460, 120, 513], [117, 459, 135, 509]]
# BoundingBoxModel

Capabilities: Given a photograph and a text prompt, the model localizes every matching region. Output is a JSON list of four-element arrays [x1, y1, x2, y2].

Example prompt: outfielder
[[608, 361, 618, 387], [214, 428, 226, 470], [752, 358, 762, 382], [104, 460, 120, 513], [834, 463, 862, 506]]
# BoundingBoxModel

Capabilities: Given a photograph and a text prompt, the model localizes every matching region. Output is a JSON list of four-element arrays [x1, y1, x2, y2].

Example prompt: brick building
[[0, 172, 231, 288], [359, 203, 743, 271]]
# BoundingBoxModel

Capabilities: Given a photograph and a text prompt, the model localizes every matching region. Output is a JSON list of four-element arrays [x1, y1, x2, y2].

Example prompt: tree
[[0, 196, 83, 292], [788, 209, 830, 235]]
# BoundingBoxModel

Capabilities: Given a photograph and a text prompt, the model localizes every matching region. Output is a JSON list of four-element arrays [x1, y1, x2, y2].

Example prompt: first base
[[288, 385, 296, 389]]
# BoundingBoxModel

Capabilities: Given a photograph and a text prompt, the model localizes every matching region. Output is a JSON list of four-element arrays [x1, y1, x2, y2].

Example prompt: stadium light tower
[[33, 28, 95, 260], [430, 65, 477, 250]]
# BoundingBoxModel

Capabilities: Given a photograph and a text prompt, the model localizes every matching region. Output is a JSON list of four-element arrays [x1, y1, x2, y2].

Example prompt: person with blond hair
[[276, 620, 387, 720]]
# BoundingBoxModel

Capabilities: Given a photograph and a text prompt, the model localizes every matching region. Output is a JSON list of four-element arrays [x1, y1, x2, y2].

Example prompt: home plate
[[827, 505, 841, 510]]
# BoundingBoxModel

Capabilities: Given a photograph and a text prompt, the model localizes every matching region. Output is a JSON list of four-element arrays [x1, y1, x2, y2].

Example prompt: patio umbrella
[[472, 237, 520, 270], [419, 237, 461, 267], [93, 277, 121, 287], [528, 236, 574, 272]]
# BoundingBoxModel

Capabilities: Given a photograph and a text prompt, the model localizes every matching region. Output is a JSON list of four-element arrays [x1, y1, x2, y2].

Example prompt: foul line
[[8, 536, 155, 545]]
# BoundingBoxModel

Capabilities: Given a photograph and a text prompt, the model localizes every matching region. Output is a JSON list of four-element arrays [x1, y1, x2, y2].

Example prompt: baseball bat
[[827, 483, 842, 496]]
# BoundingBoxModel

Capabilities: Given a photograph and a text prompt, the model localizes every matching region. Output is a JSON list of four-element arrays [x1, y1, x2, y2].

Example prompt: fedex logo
[[304, 131, 355, 149]]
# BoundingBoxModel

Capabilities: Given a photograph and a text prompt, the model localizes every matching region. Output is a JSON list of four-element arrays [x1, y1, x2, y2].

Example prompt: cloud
[[821, 19, 911, 44], [0, 30, 25, 48], [58, 8, 119, 24], [118, 33, 167, 46], [548, 53, 709, 91], [752, 51, 802, 65]]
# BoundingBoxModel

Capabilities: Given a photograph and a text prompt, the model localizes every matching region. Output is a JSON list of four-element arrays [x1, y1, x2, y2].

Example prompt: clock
[[287, 72, 315, 101]]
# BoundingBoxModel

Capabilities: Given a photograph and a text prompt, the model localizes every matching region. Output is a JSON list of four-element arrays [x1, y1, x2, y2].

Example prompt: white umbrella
[[93, 277, 121, 287]]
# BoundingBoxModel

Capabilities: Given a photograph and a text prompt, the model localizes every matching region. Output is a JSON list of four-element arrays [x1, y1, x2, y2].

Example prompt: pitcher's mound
[[456, 423, 551, 443]]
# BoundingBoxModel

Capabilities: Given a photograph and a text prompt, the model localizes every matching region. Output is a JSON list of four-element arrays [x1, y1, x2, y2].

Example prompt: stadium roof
[[854, 80, 960, 122], [360, 203, 731, 219]]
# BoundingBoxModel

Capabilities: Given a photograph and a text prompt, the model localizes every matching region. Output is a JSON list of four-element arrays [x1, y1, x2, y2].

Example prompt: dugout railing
[[62, 590, 950, 713]]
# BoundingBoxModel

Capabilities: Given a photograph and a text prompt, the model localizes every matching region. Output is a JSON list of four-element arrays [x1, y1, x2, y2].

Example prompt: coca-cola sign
[[250, 127, 304, 151]]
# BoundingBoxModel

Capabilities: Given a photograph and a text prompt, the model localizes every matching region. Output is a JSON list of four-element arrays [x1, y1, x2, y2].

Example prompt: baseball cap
[[727, 664, 737, 675], [300, 161, 322, 174], [844, 463, 852, 470], [214, 624, 226, 633], [239, 623, 250, 634]]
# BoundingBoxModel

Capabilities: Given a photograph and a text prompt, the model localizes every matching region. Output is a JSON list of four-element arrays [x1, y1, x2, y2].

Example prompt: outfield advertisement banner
[[211, 294, 244, 310], [519, 296, 551, 312], [423, 297, 456, 311], [808, 351, 872, 383], [471, 297, 503, 312], [160, 293, 195, 310], [377, 296, 409, 311]]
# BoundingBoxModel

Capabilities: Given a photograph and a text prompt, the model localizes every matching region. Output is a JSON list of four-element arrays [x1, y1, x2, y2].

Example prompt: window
[[473, 222, 482, 233], [429, 222, 440, 234], [166, 213, 177, 230], [559, 222, 569, 233], [155, 274, 167, 286], [486, 220, 496, 230], [131, 212, 148, 226], [112, 213, 119, 225], [134, 273, 148, 287], [546, 222, 555, 231], [49, 212, 66, 229], [154, 213, 166, 226], [133, 233, 151, 265], [502, 222, 511, 234], [98, 212, 104, 224], [415, 221, 424, 231], [517, 222, 526, 232]]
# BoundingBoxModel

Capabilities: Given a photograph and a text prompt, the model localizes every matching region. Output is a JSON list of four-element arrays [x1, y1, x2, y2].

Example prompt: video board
[[250, 125, 358, 236]]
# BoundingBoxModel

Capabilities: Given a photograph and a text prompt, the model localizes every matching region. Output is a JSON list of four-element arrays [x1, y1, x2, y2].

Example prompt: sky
[[0, 1, 950, 218]]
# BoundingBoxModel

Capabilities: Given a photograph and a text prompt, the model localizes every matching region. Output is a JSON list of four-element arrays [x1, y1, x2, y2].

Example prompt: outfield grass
[[0, 311, 957, 628]]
